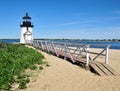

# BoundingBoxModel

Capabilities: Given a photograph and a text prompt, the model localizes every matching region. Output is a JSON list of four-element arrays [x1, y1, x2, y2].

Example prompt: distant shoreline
[[1, 38, 120, 42], [0, 39, 120, 50]]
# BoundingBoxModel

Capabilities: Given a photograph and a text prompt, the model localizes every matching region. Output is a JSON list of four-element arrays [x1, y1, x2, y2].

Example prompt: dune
[[24, 48, 120, 91]]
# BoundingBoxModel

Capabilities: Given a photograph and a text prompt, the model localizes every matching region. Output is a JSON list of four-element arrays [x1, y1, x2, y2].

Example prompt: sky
[[0, 0, 120, 39]]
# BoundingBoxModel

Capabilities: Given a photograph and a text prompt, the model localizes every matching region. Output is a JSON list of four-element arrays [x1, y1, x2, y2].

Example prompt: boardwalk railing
[[31, 40, 110, 67]]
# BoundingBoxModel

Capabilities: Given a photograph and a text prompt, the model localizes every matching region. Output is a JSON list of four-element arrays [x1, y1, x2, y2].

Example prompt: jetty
[[31, 40, 119, 76]]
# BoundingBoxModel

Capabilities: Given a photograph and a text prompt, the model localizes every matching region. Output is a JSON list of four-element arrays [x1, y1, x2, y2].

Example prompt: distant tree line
[[0, 38, 120, 42], [35, 38, 120, 42]]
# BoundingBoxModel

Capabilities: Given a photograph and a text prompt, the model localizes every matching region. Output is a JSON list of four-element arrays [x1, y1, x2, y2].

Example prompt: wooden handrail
[[32, 40, 110, 65]]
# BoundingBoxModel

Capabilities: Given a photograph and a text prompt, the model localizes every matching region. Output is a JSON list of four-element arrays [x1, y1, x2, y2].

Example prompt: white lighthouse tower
[[20, 13, 34, 44]]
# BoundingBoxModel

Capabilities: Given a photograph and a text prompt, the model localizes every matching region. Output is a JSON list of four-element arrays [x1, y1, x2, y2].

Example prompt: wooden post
[[67, 46, 75, 63], [51, 42, 58, 56], [37, 40, 39, 48], [32, 40, 34, 47], [64, 43, 67, 60], [38, 41, 40, 49], [36, 40, 38, 49], [35, 41, 37, 48], [86, 45, 90, 67], [51, 42, 54, 52], [40, 41, 43, 50], [45, 41, 49, 52], [37, 40, 40, 49], [34, 40, 36, 47], [105, 45, 109, 64]]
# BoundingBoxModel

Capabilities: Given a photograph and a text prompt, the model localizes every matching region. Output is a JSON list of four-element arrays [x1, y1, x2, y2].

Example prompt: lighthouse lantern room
[[20, 13, 34, 44]]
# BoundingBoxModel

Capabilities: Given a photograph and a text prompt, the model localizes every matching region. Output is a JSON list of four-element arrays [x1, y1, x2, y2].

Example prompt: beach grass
[[0, 42, 45, 90]]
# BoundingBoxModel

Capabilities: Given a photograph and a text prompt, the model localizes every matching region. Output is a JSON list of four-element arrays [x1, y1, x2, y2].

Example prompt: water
[[0, 39, 120, 50], [69, 41, 120, 50], [80, 41, 120, 49], [0, 39, 20, 43], [50, 39, 120, 50]]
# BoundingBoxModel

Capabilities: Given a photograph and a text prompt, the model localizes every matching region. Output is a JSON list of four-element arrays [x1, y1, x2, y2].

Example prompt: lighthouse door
[[24, 30, 32, 43]]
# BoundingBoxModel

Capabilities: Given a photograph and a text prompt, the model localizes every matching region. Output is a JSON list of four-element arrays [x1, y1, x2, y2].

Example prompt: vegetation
[[0, 42, 45, 90]]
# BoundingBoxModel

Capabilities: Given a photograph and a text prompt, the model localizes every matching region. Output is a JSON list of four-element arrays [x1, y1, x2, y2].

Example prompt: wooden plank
[[68, 47, 76, 51], [56, 50, 65, 56], [90, 63, 106, 76], [88, 52, 105, 56], [95, 63, 113, 76], [102, 64, 119, 76], [72, 56, 86, 64], [71, 52, 79, 55]]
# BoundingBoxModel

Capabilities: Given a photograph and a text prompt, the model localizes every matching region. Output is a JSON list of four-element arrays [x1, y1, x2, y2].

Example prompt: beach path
[[25, 48, 120, 91]]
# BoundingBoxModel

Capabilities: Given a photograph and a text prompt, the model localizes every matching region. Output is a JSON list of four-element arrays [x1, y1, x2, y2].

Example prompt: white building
[[20, 13, 34, 44]]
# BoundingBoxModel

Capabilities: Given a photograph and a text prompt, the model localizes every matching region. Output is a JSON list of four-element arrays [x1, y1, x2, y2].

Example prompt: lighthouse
[[20, 13, 34, 44]]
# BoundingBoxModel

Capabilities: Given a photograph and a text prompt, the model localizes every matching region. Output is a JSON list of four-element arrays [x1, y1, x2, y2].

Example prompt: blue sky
[[0, 0, 120, 39]]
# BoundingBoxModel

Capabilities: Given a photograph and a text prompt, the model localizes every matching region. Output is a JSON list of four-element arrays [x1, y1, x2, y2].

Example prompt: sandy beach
[[23, 48, 120, 91]]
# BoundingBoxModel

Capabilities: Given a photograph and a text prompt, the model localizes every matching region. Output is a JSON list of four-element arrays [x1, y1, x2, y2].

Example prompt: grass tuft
[[39, 66, 43, 70]]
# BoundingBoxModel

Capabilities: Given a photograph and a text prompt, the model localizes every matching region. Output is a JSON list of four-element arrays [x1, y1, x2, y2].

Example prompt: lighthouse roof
[[20, 12, 34, 27], [23, 13, 31, 19]]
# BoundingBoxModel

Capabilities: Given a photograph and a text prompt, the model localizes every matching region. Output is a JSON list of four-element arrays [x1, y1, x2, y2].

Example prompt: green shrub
[[0, 42, 45, 90]]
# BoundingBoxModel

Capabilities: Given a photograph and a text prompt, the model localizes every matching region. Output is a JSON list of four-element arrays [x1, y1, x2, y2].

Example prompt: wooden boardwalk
[[32, 40, 119, 76]]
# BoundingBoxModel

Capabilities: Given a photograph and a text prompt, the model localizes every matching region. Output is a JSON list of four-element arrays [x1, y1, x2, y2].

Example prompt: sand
[[23, 48, 120, 91]]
